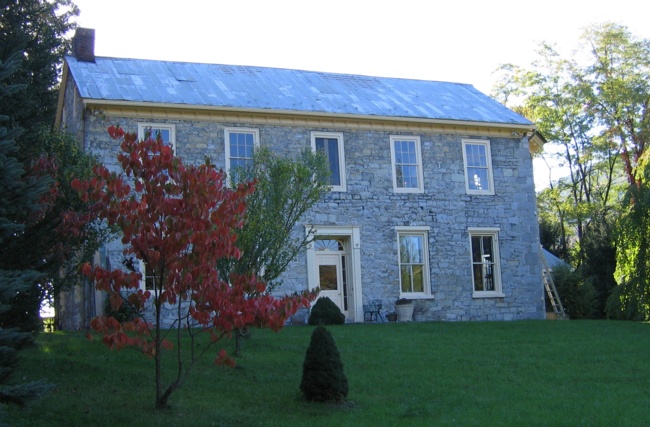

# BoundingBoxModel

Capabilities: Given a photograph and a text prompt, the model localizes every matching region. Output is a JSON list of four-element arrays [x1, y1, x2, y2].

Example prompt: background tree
[[71, 128, 317, 410], [494, 23, 649, 318], [609, 150, 650, 319]]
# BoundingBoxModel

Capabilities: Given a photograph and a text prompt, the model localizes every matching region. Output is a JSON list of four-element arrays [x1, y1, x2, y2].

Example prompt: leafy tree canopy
[[219, 146, 330, 287]]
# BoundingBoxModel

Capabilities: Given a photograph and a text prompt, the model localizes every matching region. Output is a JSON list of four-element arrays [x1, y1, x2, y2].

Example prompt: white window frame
[[390, 135, 424, 193], [395, 226, 432, 299], [224, 127, 260, 178], [138, 260, 154, 291], [462, 139, 494, 195], [311, 131, 346, 192], [137, 123, 176, 154], [468, 227, 504, 298]]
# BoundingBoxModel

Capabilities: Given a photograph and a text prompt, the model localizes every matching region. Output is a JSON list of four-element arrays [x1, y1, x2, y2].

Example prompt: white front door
[[306, 227, 362, 322], [315, 253, 346, 315]]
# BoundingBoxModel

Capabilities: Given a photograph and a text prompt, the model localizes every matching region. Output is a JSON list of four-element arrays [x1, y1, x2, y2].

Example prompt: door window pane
[[319, 265, 338, 291]]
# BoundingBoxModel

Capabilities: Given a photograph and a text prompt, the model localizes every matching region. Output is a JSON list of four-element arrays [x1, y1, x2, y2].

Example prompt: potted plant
[[395, 298, 414, 322], [386, 312, 398, 322], [289, 291, 310, 325]]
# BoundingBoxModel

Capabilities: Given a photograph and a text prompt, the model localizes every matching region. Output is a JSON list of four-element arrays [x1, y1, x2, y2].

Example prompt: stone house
[[55, 29, 546, 328]]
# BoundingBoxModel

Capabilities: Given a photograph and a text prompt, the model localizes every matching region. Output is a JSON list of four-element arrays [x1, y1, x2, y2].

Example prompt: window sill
[[399, 294, 434, 300], [466, 191, 495, 196], [472, 292, 505, 299], [394, 188, 424, 194]]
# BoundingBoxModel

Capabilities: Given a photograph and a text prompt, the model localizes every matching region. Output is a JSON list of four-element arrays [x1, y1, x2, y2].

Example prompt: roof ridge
[[65, 54, 475, 88]]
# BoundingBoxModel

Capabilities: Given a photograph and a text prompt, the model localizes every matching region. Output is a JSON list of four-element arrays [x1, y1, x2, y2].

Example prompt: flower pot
[[395, 303, 414, 322], [290, 307, 309, 325], [386, 312, 397, 322]]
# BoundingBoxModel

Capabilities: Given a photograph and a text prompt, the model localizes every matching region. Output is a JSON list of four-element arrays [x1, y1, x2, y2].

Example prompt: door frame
[[305, 225, 362, 323]]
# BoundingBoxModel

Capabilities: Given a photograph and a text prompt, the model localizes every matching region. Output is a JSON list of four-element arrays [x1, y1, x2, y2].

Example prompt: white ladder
[[539, 247, 567, 320]]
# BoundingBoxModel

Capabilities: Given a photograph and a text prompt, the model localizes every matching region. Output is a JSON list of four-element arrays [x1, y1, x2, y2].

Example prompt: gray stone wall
[[79, 113, 544, 324], [59, 76, 85, 143]]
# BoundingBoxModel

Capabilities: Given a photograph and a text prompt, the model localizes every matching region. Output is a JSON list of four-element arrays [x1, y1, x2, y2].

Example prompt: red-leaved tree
[[69, 126, 316, 409]]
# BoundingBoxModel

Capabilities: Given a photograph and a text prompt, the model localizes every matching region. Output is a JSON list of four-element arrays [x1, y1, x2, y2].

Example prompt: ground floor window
[[468, 228, 503, 297], [396, 226, 431, 297], [139, 261, 156, 291]]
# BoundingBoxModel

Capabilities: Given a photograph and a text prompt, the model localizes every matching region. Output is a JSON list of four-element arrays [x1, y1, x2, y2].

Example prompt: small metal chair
[[363, 299, 384, 322]]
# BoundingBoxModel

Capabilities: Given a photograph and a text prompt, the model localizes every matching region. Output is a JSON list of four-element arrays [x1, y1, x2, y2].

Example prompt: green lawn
[[6, 321, 650, 426]]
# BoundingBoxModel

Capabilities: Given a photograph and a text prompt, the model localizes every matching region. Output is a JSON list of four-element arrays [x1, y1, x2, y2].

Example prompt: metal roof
[[65, 55, 533, 126], [542, 249, 570, 270]]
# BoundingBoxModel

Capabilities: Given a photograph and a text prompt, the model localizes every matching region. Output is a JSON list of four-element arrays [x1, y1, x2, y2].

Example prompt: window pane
[[395, 140, 416, 164], [468, 168, 489, 191], [400, 266, 412, 293], [464, 143, 492, 193], [481, 236, 493, 259], [465, 144, 487, 167], [393, 139, 419, 189], [145, 127, 171, 144], [397, 165, 418, 188], [471, 234, 496, 292], [230, 132, 255, 158], [400, 235, 423, 263], [473, 264, 484, 291], [412, 265, 424, 292], [154, 128, 170, 143], [145, 263, 155, 290], [314, 239, 344, 251], [316, 137, 341, 186], [471, 236, 482, 262]]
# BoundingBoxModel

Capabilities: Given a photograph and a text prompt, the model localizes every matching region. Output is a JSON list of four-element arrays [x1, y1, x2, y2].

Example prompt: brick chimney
[[72, 28, 95, 62]]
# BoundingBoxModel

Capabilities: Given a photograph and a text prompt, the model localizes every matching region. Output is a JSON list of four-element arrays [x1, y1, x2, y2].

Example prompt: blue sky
[[71, 0, 650, 189]]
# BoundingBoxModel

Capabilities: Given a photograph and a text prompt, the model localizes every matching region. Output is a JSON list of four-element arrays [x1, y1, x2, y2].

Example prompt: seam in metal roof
[[65, 55, 533, 126]]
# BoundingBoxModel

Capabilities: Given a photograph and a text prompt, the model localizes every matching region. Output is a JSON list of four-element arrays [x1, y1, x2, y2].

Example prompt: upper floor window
[[137, 123, 176, 154], [225, 127, 259, 180], [396, 226, 431, 297], [468, 227, 503, 297], [462, 139, 494, 195], [311, 131, 346, 192], [390, 136, 424, 193]]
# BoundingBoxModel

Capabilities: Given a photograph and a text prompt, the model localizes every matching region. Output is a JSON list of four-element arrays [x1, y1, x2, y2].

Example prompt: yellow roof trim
[[82, 99, 537, 138]]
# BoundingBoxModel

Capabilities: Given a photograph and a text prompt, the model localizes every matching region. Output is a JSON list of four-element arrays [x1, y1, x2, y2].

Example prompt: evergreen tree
[[300, 325, 348, 402], [0, 0, 78, 152], [0, 55, 52, 412], [308, 297, 345, 325], [0, 1, 101, 332]]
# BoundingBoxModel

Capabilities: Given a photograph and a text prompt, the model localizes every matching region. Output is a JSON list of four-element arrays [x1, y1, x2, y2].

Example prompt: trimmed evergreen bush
[[300, 325, 348, 402], [308, 297, 345, 325], [104, 295, 140, 324]]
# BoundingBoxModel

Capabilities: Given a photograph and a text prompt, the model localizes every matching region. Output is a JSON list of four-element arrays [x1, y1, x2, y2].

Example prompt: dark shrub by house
[[551, 265, 597, 319], [308, 297, 345, 325], [300, 325, 348, 402]]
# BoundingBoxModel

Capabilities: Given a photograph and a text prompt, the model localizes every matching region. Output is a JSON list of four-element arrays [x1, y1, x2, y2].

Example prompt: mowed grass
[[7, 320, 650, 426]]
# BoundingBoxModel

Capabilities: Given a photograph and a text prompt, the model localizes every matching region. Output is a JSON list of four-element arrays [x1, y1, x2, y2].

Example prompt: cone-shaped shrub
[[308, 297, 345, 325], [300, 325, 349, 402]]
